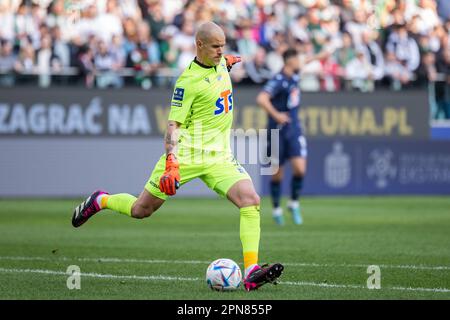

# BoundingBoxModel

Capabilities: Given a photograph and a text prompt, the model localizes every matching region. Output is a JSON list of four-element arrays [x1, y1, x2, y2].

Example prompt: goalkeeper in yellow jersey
[[72, 22, 283, 291]]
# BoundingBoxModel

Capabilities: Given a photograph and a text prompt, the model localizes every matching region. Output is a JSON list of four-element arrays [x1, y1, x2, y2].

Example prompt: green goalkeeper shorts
[[145, 152, 252, 200]]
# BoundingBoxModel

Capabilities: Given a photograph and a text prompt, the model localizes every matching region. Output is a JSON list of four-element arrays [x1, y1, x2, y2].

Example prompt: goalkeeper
[[72, 22, 283, 291]]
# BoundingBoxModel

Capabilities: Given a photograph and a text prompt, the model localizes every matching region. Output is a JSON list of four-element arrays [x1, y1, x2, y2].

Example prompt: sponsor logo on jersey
[[214, 90, 233, 115]]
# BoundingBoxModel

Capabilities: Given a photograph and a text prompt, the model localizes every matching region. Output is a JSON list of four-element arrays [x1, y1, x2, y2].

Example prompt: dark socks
[[291, 175, 304, 201], [270, 181, 281, 208]]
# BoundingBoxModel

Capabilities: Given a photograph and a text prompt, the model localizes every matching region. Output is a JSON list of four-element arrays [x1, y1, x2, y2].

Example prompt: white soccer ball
[[206, 258, 242, 291]]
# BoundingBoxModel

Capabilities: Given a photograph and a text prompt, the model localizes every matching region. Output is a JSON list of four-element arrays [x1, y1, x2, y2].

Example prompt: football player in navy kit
[[257, 48, 307, 226]]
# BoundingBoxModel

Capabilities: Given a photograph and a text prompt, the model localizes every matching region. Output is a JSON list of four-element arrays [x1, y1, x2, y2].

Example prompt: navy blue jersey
[[262, 72, 301, 130], [263, 72, 307, 163]]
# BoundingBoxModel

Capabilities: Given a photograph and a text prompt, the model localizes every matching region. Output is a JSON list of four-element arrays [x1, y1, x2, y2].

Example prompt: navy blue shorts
[[266, 125, 307, 166]]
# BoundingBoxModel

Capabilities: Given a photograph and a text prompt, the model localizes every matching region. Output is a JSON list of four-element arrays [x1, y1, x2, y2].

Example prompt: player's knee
[[245, 192, 260, 207], [293, 170, 305, 178], [131, 205, 153, 219]]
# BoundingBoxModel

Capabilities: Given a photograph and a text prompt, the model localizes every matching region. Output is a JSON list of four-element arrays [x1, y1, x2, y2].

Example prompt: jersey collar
[[193, 57, 217, 71]]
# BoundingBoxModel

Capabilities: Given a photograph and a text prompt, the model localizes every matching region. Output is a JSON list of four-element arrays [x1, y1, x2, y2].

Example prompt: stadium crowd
[[0, 1, 449, 104]]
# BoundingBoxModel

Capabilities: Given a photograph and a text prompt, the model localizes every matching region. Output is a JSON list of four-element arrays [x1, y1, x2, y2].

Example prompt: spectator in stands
[[172, 0, 195, 30], [194, 1, 215, 26], [345, 50, 374, 92], [52, 26, 70, 68], [261, 12, 284, 50], [0, 2, 15, 42], [0, 40, 18, 87], [172, 20, 196, 71], [345, 9, 370, 48], [418, 50, 449, 119], [46, 0, 67, 32], [36, 34, 60, 88], [96, 0, 124, 43], [237, 20, 259, 61], [110, 34, 126, 71], [76, 45, 95, 88], [289, 13, 310, 44], [335, 31, 355, 69], [406, 14, 423, 43], [338, 0, 356, 28], [358, 30, 385, 81], [119, 0, 142, 21], [267, 29, 288, 53], [128, 22, 160, 89], [245, 46, 272, 84], [386, 23, 420, 73], [320, 52, 343, 92], [298, 40, 322, 92], [73, 4, 99, 43], [382, 8, 407, 45], [384, 51, 413, 91], [308, 8, 328, 53], [418, 50, 438, 85], [414, 0, 441, 34], [158, 25, 178, 71], [15, 4, 37, 41], [266, 37, 288, 75], [15, 42, 35, 74], [123, 17, 139, 56], [94, 40, 123, 88], [321, 14, 343, 53], [433, 27, 450, 119], [144, 0, 166, 44], [432, 25, 448, 52]]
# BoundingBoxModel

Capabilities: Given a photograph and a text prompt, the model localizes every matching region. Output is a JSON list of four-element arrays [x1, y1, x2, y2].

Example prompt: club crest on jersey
[[214, 90, 233, 115]]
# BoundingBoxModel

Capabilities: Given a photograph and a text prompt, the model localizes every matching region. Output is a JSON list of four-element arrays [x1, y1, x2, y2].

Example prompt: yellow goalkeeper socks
[[99, 194, 135, 217], [240, 205, 260, 270]]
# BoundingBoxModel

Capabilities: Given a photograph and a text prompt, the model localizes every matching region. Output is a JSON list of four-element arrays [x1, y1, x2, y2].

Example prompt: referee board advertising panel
[[0, 87, 429, 139]]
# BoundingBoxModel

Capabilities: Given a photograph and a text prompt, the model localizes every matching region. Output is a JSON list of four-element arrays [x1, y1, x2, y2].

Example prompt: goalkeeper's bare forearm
[[164, 120, 181, 157], [160, 120, 181, 195]]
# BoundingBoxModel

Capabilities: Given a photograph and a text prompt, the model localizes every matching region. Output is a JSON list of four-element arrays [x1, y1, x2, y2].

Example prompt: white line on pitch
[[0, 256, 449, 271], [281, 281, 450, 293], [0, 267, 199, 282], [0, 267, 449, 294]]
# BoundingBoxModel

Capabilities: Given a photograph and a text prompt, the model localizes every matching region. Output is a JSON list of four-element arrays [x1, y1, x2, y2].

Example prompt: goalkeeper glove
[[224, 54, 241, 72], [159, 153, 180, 196]]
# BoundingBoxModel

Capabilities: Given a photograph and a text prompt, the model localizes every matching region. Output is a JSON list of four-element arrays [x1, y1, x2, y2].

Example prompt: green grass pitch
[[0, 196, 449, 299]]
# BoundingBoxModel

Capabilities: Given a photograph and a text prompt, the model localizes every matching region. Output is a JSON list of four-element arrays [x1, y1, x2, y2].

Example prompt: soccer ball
[[206, 258, 242, 291]]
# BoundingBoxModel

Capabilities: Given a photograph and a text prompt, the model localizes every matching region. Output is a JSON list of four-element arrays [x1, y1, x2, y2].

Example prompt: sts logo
[[214, 90, 233, 115]]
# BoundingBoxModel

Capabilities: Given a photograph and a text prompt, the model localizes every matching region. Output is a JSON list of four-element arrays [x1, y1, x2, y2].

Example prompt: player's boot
[[243, 263, 284, 291], [288, 204, 303, 225], [272, 207, 284, 226], [72, 190, 108, 227]]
